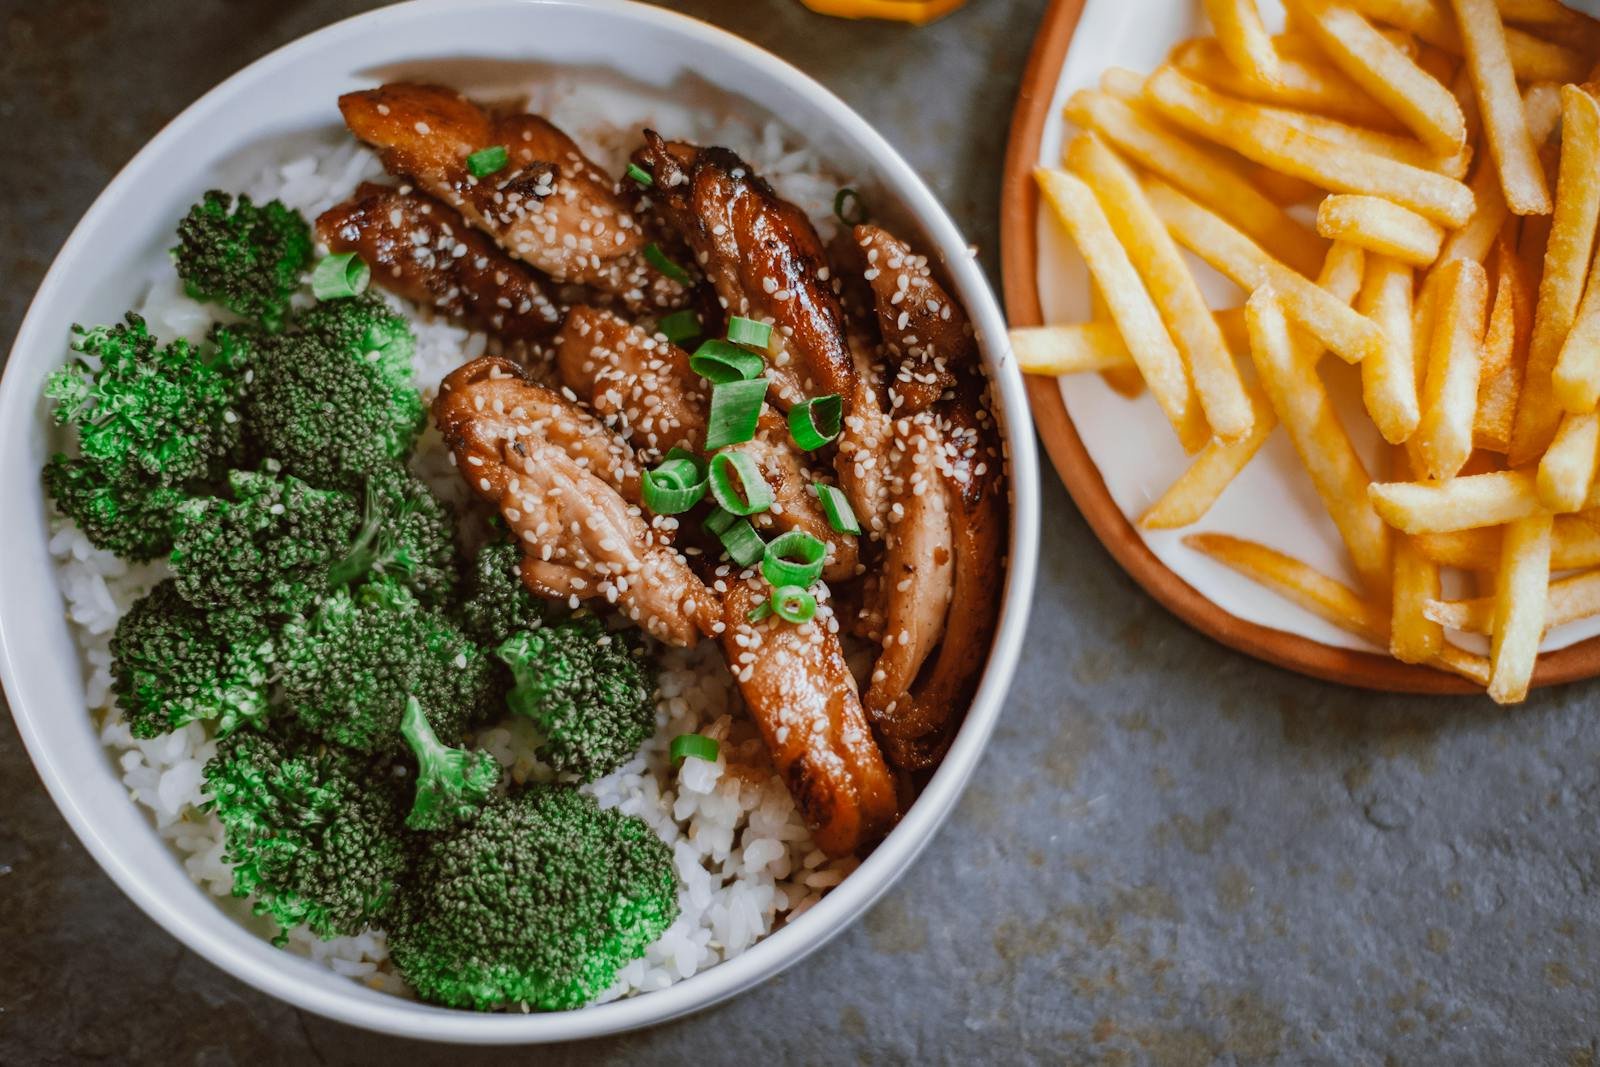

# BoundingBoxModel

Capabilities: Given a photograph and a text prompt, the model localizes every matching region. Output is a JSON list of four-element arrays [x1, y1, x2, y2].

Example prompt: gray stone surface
[[2, 0, 1598, 1063]]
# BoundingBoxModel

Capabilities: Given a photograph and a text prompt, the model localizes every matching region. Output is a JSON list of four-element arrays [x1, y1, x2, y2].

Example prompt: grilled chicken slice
[[834, 332, 895, 543], [740, 412, 860, 583], [339, 83, 685, 309], [555, 306, 706, 465], [718, 578, 897, 856], [316, 182, 562, 340], [633, 132, 855, 409], [854, 224, 973, 415]]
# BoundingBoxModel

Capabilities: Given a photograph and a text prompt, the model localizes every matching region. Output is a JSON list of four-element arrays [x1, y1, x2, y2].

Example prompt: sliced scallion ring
[[658, 309, 702, 345], [703, 510, 765, 566], [812, 483, 862, 536], [704, 378, 768, 450], [310, 252, 371, 300], [645, 243, 693, 284], [466, 145, 509, 178], [788, 394, 843, 450], [709, 450, 774, 516], [762, 530, 827, 588], [834, 187, 869, 226], [770, 585, 817, 624], [670, 733, 719, 766], [626, 162, 654, 187], [690, 339, 766, 384], [640, 448, 707, 515], [727, 316, 773, 349]]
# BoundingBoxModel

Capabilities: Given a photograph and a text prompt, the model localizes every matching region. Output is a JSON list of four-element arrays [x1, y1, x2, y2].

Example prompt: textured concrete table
[[3, 1, 1598, 1063]]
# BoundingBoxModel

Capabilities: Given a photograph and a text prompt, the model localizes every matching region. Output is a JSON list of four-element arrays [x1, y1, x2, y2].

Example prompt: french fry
[[1426, 570, 1600, 634], [1341, 0, 1589, 81], [1475, 232, 1533, 453], [1184, 532, 1489, 683], [1144, 177, 1384, 364], [1357, 255, 1420, 444], [1169, 34, 1404, 130], [1266, 104, 1467, 178], [1390, 449, 1443, 662], [1416, 258, 1489, 480], [1317, 195, 1444, 267], [1496, 0, 1600, 52], [1143, 65, 1475, 226], [1246, 285, 1392, 590], [1536, 411, 1600, 512], [1450, 0, 1552, 216], [1204, 0, 1282, 87], [1035, 168, 1208, 451], [1067, 133, 1254, 439], [1508, 85, 1600, 465], [1091, 279, 1146, 398], [1438, 83, 1559, 268], [1369, 468, 1542, 532], [1415, 515, 1600, 569], [1552, 225, 1600, 411], [1063, 88, 1328, 276], [1285, 0, 1466, 155], [1488, 511, 1552, 703], [1140, 387, 1278, 528], [1012, 321, 1136, 375]]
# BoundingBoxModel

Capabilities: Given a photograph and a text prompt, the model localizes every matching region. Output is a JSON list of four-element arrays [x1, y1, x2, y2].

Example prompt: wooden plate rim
[[998, 0, 1600, 694]]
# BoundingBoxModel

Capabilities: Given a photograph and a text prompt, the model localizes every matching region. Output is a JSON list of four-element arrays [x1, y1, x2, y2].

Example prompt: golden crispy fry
[[1415, 258, 1489, 479], [1475, 233, 1533, 453], [1553, 276, 1600, 414], [1011, 322, 1135, 375], [1426, 569, 1600, 634], [1496, 0, 1600, 51], [1357, 255, 1420, 444], [1439, 158, 1506, 269], [1091, 278, 1147, 398], [1036, 168, 1208, 451], [1169, 35, 1403, 129], [1144, 177, 1383, 364], [1285, 0, 1466, 155], [1064, 88, 1327, 276], [1184, 532, 1489, 683], [1140, 387, 1278, 529], [1247, 284, 1392, 590], [1389, 449, 1443, 662], [1341, 0, 1589, 81], [1204, 0, 1282, 87], [1144, 66, 1475, 226], [1259, 104, 1468, 178], [1414, 514, 1600, 569], [1536, 412, 1600, 512], [1369, 468, 1542, 532], [1509, 85, 1600, 465], [1067, 134, 1253, 439], [1488, 512, 1552, 703], [1450, 0, 1552, 216], [1317, 195, 1444, 267]]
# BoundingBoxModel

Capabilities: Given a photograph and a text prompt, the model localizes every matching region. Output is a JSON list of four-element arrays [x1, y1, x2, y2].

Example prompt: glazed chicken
[[317, 182, 562, 340], [433, 357, 714, 646], [717, 578, 897, 856], [854, 224, 973, 414], [339, 83, 685, 310], [633, 132, 856, 409], [741, 412, 860, 584]]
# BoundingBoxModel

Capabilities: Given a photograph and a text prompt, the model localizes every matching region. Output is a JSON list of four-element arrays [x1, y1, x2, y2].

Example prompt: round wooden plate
[[998, 0, 1600, 694]]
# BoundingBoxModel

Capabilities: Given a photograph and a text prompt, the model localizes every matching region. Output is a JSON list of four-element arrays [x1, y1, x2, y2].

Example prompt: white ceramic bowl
[[0, 0, 1039, 1043]]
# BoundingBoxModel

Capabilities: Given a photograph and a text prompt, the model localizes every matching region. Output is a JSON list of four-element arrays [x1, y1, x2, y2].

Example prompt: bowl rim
[[0, 0, 1040, 1044]]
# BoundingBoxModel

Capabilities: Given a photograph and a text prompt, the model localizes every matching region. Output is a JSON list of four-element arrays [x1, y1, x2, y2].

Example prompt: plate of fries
[[1001, 0, 1600, 701]]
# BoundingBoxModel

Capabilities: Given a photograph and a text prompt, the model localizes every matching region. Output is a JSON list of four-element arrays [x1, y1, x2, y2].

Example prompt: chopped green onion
[[770, 585, 817, 624], [670, 733, 720, 766], [834, 187, 869, 226], [691, 339, 766, 384], [703, 507, 737, 537], [703, 509, 766, 566], [704, 378, 769, 450], [747, 600, 774, 623], [311, 252, 371, 300], [645, 243, 693, 284], [658, 309, 702, 345], [788, 394, 843, 450], [467, 145, 509, 178], [626, 162, 654, 187], [727, 316, 773, 349], [640, 448, 708, 515], [709, 450, 774, 516], [762, 530, 827, 589], [813, 483, 862, 536]]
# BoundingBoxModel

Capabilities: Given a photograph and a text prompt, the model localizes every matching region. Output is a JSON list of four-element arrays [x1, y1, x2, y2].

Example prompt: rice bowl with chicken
[[32, 57, 1012, 1014]]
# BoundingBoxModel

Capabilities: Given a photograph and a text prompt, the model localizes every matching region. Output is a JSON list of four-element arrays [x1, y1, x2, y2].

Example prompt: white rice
[[50, 88, 860, 1006]]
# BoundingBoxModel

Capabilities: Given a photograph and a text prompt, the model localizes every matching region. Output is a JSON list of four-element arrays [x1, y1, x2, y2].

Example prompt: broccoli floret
[[174, 191, 312, 332], [42, 316, 246, 560], [457, 539, 545, 646], [497, 616, 654, 783], [241, 295, 426, 489], [204, 724, 408, 941], [399, 696, 499, 831], [110, 580, 274, 738], [390, 786, 677, 1010], [350, 466, 461, 607], [280, 578, 496, 754], [171, 468, 360, 615]]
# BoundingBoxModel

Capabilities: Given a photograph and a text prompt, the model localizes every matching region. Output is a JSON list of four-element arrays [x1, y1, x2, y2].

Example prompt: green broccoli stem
[[326, 477, 417, 589]]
